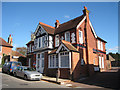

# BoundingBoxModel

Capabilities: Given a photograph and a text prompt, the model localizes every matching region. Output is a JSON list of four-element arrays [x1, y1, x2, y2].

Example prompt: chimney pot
[[55, 20, 60, 28]]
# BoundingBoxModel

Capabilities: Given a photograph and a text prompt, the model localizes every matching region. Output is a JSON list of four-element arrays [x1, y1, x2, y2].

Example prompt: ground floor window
[[60, 52, 69, 68], [99, 56, 104, 68], [49, 51, 71, 68], [49, 54, 58, 68]]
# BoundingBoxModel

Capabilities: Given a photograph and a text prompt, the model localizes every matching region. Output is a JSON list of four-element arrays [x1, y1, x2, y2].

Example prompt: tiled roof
[[48, 49, 57, 54], [12, 50, 25, 57], [49, 40, 78, 55], [97, 37, 107, 43], [39, 22, 55, 35], [0, 37, 13, 48], [26, 41, 34, 45], [55, 15, 85, 34], [61, 40, 78, 52]]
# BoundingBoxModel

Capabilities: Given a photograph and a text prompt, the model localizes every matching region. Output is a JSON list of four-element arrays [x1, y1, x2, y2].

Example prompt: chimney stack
[[8, 34, 13, 45], [55, 20, 60, 28], [83, 6, 89, 15]]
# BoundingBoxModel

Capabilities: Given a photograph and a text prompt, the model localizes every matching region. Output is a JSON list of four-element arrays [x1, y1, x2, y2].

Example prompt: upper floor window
[[55, 35, 59, 47], [65, 32, 70, 42], [101, 41, 103, 51], [79, 30, 83, 44], [0, 46, 2, 52], [98, 40, 103, 51]]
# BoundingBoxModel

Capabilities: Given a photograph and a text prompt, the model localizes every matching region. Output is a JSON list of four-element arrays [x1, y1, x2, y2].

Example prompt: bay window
[[49, 54, 58, 68], [60, 52, 69, 68]]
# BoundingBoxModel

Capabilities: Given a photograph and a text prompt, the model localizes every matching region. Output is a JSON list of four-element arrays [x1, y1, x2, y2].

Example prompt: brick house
[[0, 35, 26, 64], [26, 7, 107, 80], [0, 35, 13, 64]]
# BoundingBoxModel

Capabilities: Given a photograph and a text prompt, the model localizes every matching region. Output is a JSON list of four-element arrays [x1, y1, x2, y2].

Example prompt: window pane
[[55, 35, 59, 47], [56, 55, 58, 67], [38, 54, 40, 58], [61, 55, 69, 67], [65, 32, 70, 42]]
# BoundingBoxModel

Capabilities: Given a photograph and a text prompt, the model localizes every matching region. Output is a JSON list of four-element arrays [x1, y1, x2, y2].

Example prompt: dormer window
[[65, 32, 70, 42], [79, 30, 83, 44], [55, 35, 59, 47]]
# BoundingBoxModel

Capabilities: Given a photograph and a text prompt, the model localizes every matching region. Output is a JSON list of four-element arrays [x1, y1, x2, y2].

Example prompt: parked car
[[13, 66, 42, 80], [2, 61, 22, 74]]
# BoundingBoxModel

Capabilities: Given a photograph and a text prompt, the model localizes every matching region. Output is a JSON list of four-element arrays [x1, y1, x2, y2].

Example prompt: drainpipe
[[83, 6, 90, 76]]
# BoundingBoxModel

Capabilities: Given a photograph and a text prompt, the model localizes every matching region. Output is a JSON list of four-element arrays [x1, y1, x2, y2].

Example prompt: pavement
[[0, 67, 120, 89]]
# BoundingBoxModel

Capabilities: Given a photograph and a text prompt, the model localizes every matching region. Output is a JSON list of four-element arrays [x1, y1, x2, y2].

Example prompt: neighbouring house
[[26, 34, 36, 68], [0, 35, 13, 64], [0, 35, 26, 65], [107, 53, 120, 67], [26, 7, 107, 80]]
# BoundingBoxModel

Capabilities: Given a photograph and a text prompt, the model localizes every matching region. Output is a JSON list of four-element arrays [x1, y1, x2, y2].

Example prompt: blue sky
[[2, 2, 118, 53]]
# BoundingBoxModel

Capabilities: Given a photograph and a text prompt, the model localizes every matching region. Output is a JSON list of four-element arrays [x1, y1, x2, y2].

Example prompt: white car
[[13, 66, 42, 80]]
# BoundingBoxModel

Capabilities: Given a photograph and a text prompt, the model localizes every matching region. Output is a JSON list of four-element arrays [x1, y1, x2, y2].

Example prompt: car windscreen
[[24, 67, 36, 71], [12, 62, 22, 66]]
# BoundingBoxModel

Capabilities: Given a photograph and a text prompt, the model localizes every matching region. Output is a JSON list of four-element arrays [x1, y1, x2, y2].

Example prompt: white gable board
[[34, 24, 47, 37], [56, 43, 69, 53]]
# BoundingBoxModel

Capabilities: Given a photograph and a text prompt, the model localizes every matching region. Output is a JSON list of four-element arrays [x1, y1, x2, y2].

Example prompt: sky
[[2, 2, 118, 53]]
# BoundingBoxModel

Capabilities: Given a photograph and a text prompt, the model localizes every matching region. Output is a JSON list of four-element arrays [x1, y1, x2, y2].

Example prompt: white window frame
[[101, 41, 103, 51], [99, 56, 102, 68], [42, 36, 45, 48], [59, 51, 71, 68], [41, 53, 44, 68], [29, 58, 31, 67], [98, 40, 101, 50], [79, 30, 83, 44], [65, 31, 70, 42], [102, 57, 104, 68], [55, 35, 59, 47], [49, 54, 58, 68]]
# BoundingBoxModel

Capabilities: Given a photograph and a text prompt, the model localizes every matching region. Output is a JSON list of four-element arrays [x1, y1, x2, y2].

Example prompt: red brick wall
[[2, 46, 12, 56]]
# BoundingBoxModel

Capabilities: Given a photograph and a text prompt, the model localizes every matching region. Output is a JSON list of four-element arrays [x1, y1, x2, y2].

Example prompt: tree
[[16, 47, 27, 56]]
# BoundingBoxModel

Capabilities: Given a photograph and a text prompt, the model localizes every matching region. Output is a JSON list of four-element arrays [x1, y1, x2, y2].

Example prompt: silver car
[[13, 66, 42, 80]]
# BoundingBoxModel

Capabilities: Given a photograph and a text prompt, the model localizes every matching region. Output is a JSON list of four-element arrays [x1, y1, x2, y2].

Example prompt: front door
[[36, 53, 44, 73]]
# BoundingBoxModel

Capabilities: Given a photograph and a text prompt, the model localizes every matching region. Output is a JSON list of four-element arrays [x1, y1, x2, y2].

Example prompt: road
[[1, 73, 68, 88]]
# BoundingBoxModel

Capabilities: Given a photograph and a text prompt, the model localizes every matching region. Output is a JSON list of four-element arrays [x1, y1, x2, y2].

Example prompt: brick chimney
[[83, 6, 89, 16], [55, 20, 60, 28], [8, 34, 13, 45]]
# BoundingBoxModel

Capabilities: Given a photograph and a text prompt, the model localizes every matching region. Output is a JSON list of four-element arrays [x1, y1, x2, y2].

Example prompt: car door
[[18, 67, 24, 78], [16, 67, 21, 76], [20, 67, 25, 78]]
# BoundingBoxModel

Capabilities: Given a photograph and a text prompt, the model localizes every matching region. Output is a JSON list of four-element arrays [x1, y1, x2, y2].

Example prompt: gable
[[34, 24, 47, 37], [56, 43, 69, 53]]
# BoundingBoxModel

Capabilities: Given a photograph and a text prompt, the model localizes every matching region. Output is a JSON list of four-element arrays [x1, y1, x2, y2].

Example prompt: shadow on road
[[78, 67, 120, 89]]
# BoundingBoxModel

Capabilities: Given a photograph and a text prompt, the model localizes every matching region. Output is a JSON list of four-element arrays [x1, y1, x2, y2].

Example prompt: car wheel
[[14, 72, 17, 77], [24, 75, 28, 80], [7, 70, 10, 75], [2, 69, 5, 73]]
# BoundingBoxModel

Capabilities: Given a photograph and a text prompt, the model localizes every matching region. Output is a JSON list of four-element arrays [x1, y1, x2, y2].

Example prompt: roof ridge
[[58, 15, 84, 27], [39, 22, 55, 29]]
